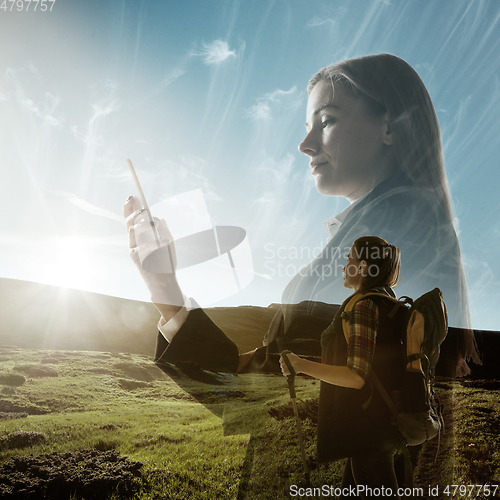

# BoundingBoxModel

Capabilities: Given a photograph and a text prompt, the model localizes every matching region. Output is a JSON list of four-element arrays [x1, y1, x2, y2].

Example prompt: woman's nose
[[298, 129, 318, 156]]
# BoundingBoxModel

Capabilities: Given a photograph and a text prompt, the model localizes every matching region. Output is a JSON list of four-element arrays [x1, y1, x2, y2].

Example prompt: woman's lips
[[310, 161, 327, 174]]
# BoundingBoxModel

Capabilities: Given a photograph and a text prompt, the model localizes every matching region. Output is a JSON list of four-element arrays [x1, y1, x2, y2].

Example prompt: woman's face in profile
[[342, 248, 363, 290], [299, 79, 393, 202]]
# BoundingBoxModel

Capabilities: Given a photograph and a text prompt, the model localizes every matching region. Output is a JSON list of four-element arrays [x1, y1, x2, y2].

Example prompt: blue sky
[[0, 0, 499, 329]]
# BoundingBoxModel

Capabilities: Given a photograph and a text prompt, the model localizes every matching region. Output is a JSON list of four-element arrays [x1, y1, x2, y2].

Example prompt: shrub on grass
[[93, 440, 118, 451], [0, 373, 26, 387], [40, 357, 61, 364], [1, 431, 46, 450], [12, 365, 58, 378], [0, 449, 147, 500], [0, 411, 28, 420], [0, 400, 46, 416]]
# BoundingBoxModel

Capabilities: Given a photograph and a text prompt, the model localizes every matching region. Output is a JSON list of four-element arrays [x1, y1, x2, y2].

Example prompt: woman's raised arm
[[124, 195, 184, 324]]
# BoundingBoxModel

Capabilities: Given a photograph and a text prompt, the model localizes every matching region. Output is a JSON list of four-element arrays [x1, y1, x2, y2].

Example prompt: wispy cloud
[[248, 101, 271, 120], [89, 81, 121, 125], [69, 81, 121, 147], [70, 125, 94, 145], [160, 67, 187, 88], [306, 16, 337, 27], [254, 192, 276, 204], [257, 152, 296, 186], [463, 256, 495, 297], [160, 155, 223, 202], [247, 86, 300, 121], [192, 40, 237, 65], [62, 193, 125, 225], [267, 88, 298, 102], [99, 167, 134, 183], [76, 80, 122, 193], [19, 93, 63, 126]]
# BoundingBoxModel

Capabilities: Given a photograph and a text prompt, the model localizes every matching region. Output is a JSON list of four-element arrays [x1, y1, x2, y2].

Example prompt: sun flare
[[39, 235, 97, 291]]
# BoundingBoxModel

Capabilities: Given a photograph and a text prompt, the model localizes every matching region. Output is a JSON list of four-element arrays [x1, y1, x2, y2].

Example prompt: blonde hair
[[308, 54, 453, 221], [351, 236, 401, 290]]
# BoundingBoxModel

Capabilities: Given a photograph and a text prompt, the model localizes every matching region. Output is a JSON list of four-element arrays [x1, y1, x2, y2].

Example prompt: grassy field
[[0, 346, 498, 499]]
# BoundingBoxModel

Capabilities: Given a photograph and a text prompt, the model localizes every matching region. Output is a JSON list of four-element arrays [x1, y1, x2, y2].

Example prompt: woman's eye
[[322, 118, 336, 128]]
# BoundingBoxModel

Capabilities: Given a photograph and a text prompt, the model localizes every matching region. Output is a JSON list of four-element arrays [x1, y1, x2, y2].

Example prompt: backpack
[[341, 288, 448, 448]]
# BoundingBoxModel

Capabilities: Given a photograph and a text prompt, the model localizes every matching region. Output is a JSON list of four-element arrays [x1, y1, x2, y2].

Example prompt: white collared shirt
[[323, 193, 370, 240], [157, 295, 194, 342]]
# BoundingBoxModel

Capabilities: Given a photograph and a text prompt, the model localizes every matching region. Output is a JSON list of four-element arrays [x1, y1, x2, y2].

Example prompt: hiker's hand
[[124, 196, 184, 320], [280, 352, 302, 377]]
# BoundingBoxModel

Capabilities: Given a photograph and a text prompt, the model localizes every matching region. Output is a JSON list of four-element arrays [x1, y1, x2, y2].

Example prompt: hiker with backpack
[[280, 236, 426, 499]]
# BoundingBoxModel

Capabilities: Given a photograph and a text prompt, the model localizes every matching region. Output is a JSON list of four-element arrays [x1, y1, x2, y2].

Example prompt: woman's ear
[[382, 113, 393, 146], [359, 260, 368, 276]]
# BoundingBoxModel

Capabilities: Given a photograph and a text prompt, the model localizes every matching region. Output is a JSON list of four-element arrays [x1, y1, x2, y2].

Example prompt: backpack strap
[[370, 370, 398, 419], [340, 291, 400, 343]]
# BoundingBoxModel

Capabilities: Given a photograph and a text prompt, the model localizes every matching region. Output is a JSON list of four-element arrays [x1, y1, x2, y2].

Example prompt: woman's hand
[[124, 196, 184, 322], [279, 352, 303, 377], [280, 352, 365, 389]]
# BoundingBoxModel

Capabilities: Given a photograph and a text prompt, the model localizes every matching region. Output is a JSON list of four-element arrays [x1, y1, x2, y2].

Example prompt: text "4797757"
[[1, 0, 56, 12]]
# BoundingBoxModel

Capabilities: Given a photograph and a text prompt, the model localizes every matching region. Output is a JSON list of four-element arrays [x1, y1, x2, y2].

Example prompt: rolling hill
[[0, 278, 274, 356], [0, 277, 498, 378]]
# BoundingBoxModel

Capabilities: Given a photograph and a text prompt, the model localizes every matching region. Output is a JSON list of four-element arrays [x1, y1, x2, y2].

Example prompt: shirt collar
[[323, 192, 370, 237]]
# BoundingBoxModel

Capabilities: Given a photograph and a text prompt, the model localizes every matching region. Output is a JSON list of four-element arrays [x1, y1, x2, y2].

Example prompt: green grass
[[0, 347, 251, 499], [0, 346, 498, 499], [452, 383, 500, 487]]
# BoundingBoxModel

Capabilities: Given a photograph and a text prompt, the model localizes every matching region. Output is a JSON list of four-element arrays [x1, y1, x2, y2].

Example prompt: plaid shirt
[[346, 299, 379, 381]]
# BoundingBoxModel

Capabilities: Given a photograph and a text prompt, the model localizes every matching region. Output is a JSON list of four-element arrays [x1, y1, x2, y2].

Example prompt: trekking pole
[[280, 350, 310, 486]]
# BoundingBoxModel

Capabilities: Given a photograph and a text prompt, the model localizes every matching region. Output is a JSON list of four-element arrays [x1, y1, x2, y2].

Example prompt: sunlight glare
[[39, 235, 97, 291]]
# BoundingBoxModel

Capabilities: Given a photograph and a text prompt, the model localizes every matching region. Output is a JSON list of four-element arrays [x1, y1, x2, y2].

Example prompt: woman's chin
[[314, 178, 345, 197]]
